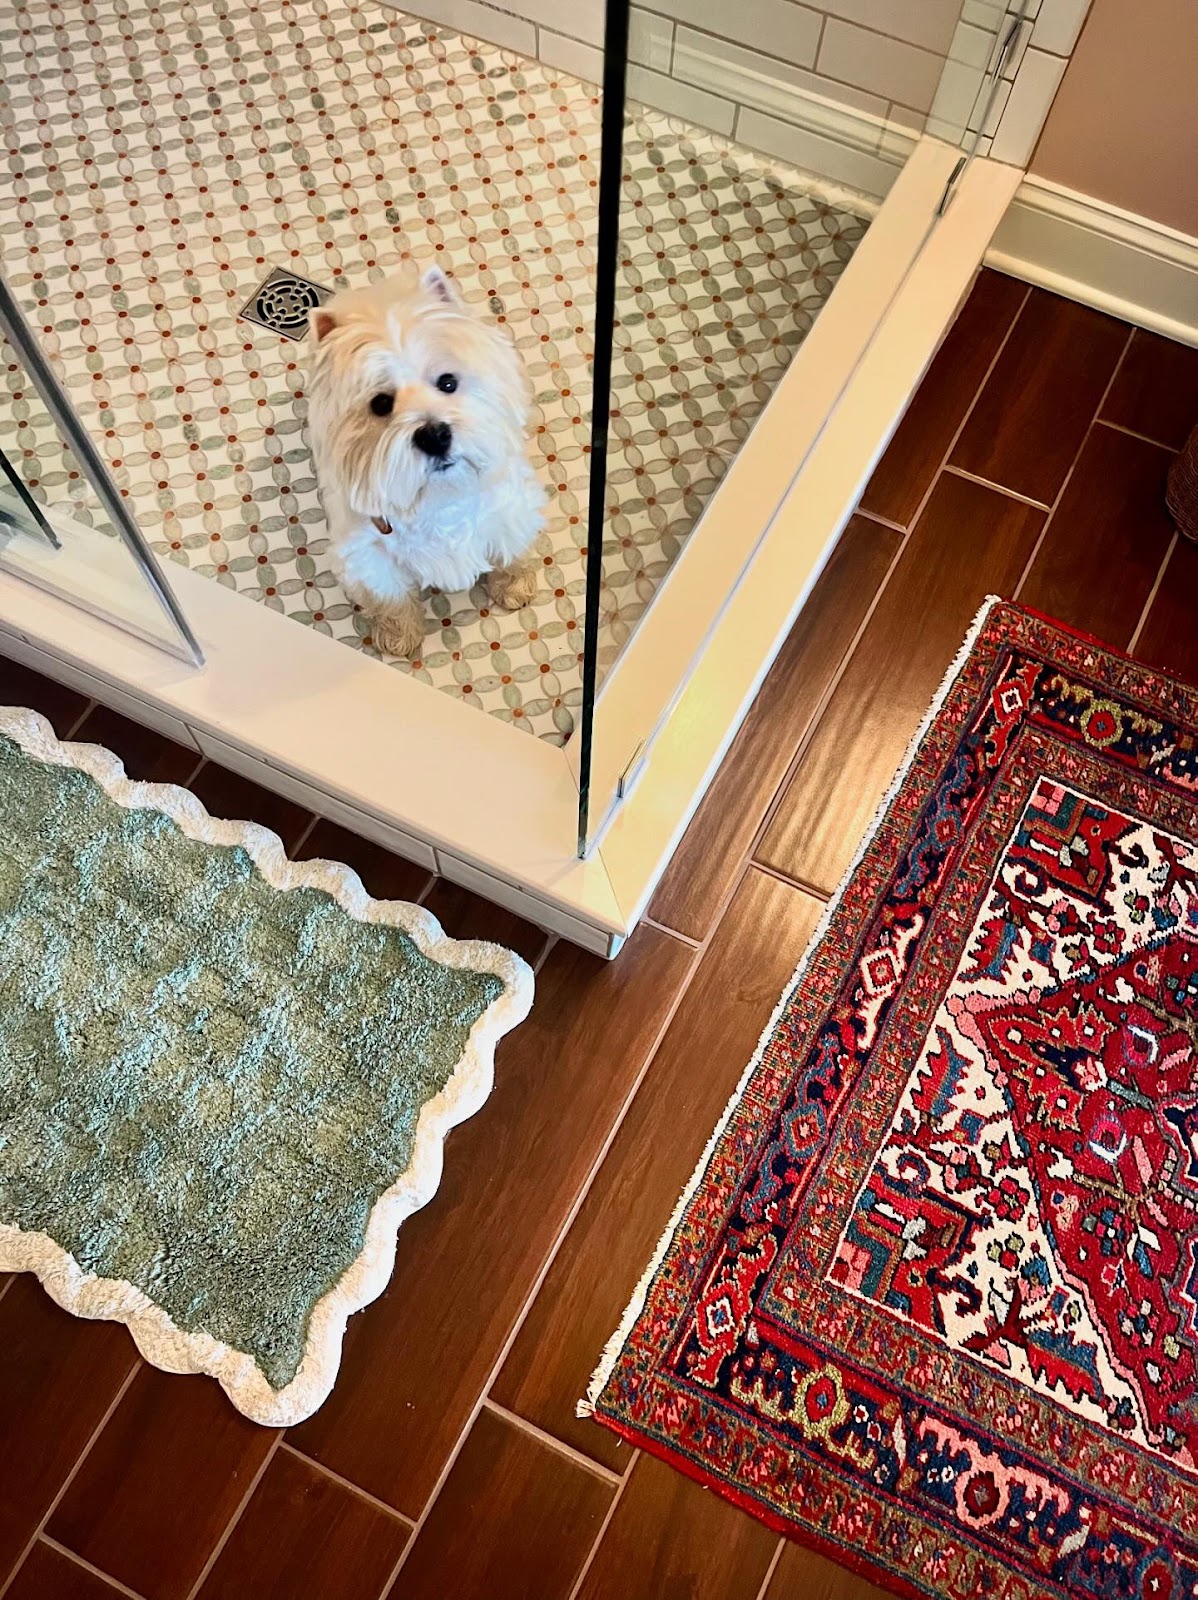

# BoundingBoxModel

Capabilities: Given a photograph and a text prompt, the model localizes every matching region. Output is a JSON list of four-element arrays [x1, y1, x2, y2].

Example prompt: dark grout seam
[[38, 1536, 150, 1600], [1012, 326, 1137, 608], [181, 1432, 284, 1600], [276, 1441, 417, 1528], [0, 1360, 143, 1600]]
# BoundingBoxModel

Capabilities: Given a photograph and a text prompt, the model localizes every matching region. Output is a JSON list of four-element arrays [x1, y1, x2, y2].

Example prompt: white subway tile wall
[[536, 26, 603, 82], [397, 0, 536, 52], [1030, 0, 1089, 55], [628, 8, 673, 71], [378, 0, 1090, 193], [624, 60, 737, 131], [817, 0, 962, 52], [988, 42, 1066, 162], [817, 17, 947, 107], [628, 0, 822, 67], [673, 28, 890, 125]]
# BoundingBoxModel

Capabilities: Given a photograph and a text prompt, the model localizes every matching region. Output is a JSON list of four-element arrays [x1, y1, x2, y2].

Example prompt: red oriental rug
[[583, 600, 1198, 1600]]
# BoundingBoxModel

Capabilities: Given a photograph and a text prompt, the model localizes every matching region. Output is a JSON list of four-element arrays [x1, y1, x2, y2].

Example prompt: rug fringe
[[579, 594, 1004, 1419]]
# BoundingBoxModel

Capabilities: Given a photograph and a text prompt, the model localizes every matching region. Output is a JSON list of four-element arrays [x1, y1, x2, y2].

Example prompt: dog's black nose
[[413, 420, 452, 459]]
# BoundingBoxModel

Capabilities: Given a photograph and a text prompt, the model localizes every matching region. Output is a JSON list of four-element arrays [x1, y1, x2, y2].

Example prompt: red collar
[[373, 517, 392, 536]]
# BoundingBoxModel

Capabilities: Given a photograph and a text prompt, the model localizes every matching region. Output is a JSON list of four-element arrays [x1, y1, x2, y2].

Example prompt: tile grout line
[[180, 1432, 284, 1600], [288, 811, 322, 859], [1095, 417, 1184, 455], [869, 278, 1035, 539], [751, 858, 832, 904], [357, 924, 711, 1591], [941, 462, 1049, 510], [38, 1536, 150, 1600], [746, 522, 912, 873], [564, 1449, 640, 1600], [532, 932, 559, 976], [640, 913, 701, 949], [1091, 325, 1135, 422], [1012, 327, 1136, 606], [855, 506, 907, 535], [64, 700, 97, 739], [752, 1537, 787, 1600], [275, 1441, 417, 1528], [0, 1358, 143, 1600], [1127, 531, 1178, 657], [480, 1398, 623, 1486]]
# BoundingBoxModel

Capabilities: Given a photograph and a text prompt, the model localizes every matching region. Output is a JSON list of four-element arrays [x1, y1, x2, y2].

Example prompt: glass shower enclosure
[[0, 0, 1038, 953], [0, 280, 199, 663]]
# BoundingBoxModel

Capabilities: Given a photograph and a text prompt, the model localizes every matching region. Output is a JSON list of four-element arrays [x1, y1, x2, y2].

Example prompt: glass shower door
[[572, 0, 1036, 857], [0, 276, 201, 665]]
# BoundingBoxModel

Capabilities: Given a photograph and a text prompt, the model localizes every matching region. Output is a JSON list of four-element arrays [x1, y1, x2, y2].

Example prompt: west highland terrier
[[307, 266, 545, 658]]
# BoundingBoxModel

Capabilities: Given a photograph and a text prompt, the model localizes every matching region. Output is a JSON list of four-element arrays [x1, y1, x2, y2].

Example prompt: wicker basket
[[1166, 424, 1198, 544]]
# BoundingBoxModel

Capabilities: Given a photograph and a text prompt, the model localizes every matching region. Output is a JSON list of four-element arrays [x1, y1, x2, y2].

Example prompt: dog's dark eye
[[434, 373, 458, 394], [369, 393, 394, 417]]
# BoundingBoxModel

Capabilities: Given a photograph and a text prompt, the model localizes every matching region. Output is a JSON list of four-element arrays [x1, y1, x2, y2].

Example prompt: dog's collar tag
[[373, 517, 393, 536]]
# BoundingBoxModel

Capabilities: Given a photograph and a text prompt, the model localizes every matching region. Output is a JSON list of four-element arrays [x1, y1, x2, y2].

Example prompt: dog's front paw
[[372, 604, 426, 659], [485, 560, 538, 611]]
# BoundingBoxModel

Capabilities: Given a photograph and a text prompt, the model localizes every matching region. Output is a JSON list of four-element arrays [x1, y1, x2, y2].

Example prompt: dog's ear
[[421, 266, 462, 306], [312, 308, 338, 342]]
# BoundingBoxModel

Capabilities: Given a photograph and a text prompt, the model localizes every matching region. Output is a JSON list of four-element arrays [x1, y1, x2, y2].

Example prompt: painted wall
[[1029, 0, 1198, 233]]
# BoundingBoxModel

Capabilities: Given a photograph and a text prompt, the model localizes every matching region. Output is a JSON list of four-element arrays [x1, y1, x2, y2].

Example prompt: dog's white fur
[[307, 266, 545, 657]]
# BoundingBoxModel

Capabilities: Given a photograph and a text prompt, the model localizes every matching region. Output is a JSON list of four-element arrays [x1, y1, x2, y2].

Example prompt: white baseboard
[[987, 175, 1198, 347]]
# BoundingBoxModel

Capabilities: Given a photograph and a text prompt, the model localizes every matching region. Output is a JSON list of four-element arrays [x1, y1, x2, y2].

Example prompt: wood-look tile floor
[[2, 278, 1196, 1600]]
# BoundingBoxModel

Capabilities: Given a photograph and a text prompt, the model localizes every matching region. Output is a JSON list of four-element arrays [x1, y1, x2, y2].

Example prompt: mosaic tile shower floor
[[0, 0, 869, 743]]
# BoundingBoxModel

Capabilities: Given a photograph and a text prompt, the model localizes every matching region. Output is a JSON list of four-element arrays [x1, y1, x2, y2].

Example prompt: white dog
[[307, 266, 545, 658]]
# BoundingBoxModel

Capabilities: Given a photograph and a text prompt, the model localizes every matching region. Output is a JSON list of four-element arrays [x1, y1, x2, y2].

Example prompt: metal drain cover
[[238, 267, 332, 341]]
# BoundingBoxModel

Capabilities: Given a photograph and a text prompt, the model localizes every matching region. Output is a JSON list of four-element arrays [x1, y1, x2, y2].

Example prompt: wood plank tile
[[4, 1542, 130, 1600], [574, 1453, 776, 1600], [860, 269, 1028, 527], [1101, 327, 1198, 451], [294, 816, 432, 905], [388, 1407, 611, 1600], [197, 1447, 410, 1600], [48, 1366, 276, 1600], [757, 474, 1043, 896], [188, 764, 314, 853], [950, 290, 1129, 505], [649, 518, 897, 941], [0, 658, 89, 734], [72, 703, 199, 786], [1019, 424, 1175, 648], [0, 1277, 139, 1584], [288, 924, 696, 1516], [494, 869, 822, 1469], [422, 878, 552, 967], [764, 1538, 892, 1599], [1134, 533, 1198, 690]]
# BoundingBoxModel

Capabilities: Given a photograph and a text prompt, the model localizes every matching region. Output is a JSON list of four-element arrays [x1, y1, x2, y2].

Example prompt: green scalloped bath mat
[[0, 705, 533, 1424]]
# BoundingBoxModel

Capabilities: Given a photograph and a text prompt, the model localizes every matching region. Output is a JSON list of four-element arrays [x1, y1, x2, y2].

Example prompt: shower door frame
[[0, 144, 1020, 956]]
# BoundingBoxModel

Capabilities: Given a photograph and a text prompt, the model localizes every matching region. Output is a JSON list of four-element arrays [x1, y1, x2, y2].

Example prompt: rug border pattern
[[0, 704, 534, 1425]]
